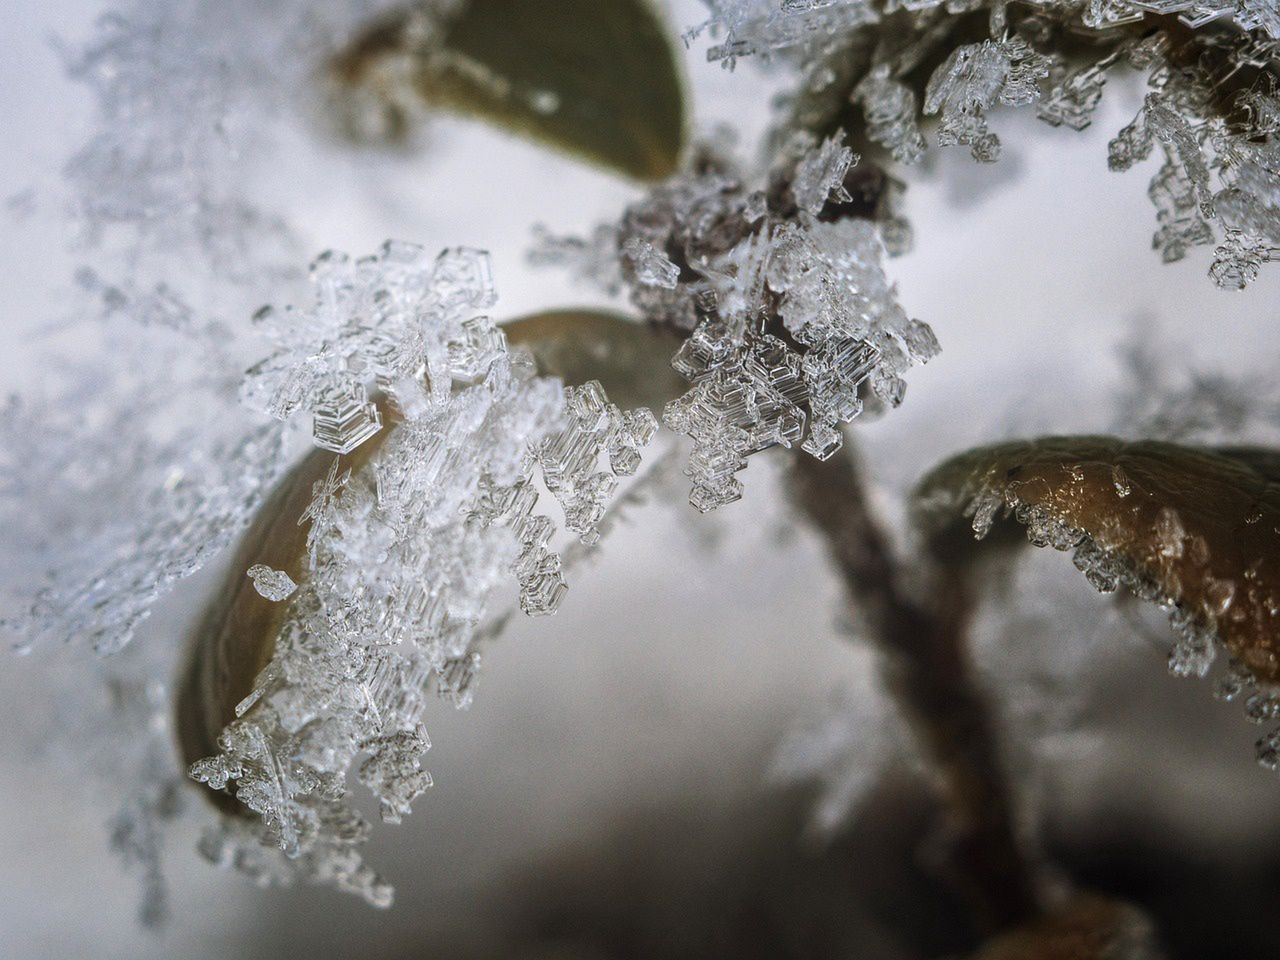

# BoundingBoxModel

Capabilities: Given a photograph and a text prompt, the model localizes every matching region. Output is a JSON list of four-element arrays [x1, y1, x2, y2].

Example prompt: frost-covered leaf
[[334, 0, 687, 180], [179, 254, 664, 904], [182, 307, 674, 781], [177, 436, 387, 800], [913, 436, 1280, 686]]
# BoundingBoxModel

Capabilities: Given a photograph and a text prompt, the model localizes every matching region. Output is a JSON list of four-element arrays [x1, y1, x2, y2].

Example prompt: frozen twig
[[789, 442, 1042, 934]]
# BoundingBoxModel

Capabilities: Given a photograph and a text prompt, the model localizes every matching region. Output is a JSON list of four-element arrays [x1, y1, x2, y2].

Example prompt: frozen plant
[[7, 0, 1280, 955], [182, 242, 659, 903]]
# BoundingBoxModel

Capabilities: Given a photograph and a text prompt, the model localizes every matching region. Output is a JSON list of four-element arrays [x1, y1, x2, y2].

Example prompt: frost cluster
[[690, 0, 1280, 287], [536, 132, 938, 512], [61, 0, 424, 264], [189, 242, 656, 904], [1112, 329, 1280, 445], [6, 0, 522, 919]]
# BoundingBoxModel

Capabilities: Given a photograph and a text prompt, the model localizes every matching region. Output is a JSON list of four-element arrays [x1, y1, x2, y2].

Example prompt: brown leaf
[[914, 437, 1280, 682]]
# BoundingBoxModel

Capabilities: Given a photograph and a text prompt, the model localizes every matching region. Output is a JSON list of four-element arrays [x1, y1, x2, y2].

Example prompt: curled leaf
[[333, 0, 687, 181], [914, 437, 1280, 683]]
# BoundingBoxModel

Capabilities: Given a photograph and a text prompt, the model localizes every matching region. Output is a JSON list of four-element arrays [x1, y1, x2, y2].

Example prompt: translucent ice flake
[[312, 379, 383, 454], [191, 244, 657, 905], [622, 237, 680, 288], [247, 564, 298, 602], [923, 38, 1050, 163], [2, 417, 292, 656], [1211, 230, 1280, 290], [357, 727, 433, 824], [854, 68, 927, 164], [791, 132, 856, 214], [690, 0, 879, 68]]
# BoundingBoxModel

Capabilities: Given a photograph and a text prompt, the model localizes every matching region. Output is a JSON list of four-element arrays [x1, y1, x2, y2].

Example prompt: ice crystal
[[0, 302, 293, 922], [537, 132, 937, 511], [62, 0, 412, 264], [1211, 230, 1280, 290], [689, 0, 879, 69], [853, 68, 927, 164], [1112, 329, 1280, 444], [242, 243, 502, 453], [622, 237, 681, 288], [1, 412, 291, 657], [191, 243, 657, 904], [247, 564, 298, 602], [924, 38, 1051, 163], [791, 132, 857, 213]]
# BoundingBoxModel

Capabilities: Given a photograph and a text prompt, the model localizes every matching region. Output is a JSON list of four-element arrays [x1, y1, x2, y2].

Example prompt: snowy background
[[3, 0, 1280, 957]]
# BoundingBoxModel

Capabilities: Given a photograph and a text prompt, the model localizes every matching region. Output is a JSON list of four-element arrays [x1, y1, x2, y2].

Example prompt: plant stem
[[789, 442, 1042, 935]]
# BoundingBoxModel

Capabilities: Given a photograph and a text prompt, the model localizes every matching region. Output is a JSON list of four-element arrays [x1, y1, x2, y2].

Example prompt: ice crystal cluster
[[62, 0, 424, 263], [190, 242, 655, 904], [690, 0, 1280, 287], [0, 0, 433, 924], [536, 133, 938, 511], [1113, 328, 1280, 444], [0, 317, 295, 925]]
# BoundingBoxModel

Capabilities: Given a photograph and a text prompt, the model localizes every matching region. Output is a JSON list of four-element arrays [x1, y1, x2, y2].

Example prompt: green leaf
[[913, 436, 1280, 682], [335, 0, 687, 181], [503, 308, 684, 410]]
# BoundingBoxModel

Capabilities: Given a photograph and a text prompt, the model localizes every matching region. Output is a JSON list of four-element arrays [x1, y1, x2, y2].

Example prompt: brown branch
[[788, 443, 1042, 936]]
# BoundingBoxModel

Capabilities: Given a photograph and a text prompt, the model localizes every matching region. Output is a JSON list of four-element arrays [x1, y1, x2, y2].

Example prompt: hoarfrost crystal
[[247, 564, 298, 602], [536, 131, 937, 511]]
